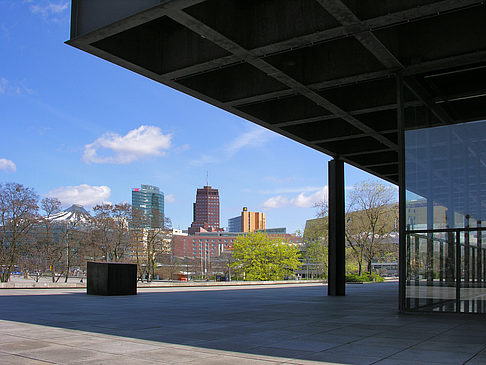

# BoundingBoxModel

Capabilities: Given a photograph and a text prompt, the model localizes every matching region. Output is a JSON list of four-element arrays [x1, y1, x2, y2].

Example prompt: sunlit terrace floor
[[0, 282, 485, 364]]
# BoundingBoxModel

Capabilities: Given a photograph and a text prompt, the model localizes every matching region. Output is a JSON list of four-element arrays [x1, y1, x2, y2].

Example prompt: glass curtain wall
[[405, 120, 486, 312]]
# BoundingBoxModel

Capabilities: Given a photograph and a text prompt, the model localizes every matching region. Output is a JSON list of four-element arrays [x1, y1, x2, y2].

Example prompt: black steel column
[[328, 158, 345, 296], [397, 72, 407, 311]]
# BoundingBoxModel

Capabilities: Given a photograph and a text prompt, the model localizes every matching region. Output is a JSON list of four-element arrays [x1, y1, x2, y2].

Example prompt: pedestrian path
[[0, 283, 485, 364]]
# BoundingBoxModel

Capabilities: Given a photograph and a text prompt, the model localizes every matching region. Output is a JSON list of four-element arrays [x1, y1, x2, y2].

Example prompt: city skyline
[[188, 185, 221, 234], [132, 184, 164, 229], [0, 1, 393, 234]]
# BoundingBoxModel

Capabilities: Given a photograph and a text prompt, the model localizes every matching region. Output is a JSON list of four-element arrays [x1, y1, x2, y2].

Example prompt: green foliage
[[345, 272, 385, 283], [303, 239, 328, 278], [303, 217, 327, 242], [231, 232, 302, 281]]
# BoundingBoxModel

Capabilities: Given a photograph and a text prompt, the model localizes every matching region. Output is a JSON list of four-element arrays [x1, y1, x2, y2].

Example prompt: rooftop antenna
[[206, 171, 209, 186]]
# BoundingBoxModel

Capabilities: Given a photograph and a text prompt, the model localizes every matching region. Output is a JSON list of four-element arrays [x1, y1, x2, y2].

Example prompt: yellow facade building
[[228, 207, 266, 233]]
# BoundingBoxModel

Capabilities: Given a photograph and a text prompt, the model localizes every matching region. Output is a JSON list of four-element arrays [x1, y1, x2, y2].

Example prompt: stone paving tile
[[128, 334, 210, 347], [374, 359, 442, 365], [167, 330, 233, 341], [388, 349, 475, 364], [304, 352, 381, 365], [0, 352, 54, 364], [16, 345, 103, 364], [81, 339, 164, 355], [410, 340, 485, 354], [324, 326, 383, 337], [0, 333, 28, 344], [0, 339, 55, 353], [321, 342, 403, 358], [375, 330, 437, 341], [2, 327, 79, 340], [466, 353, 486, 365], [185, 354, 284, 364], [282, 324, 343, 334], [265, 339, 339, 352], [250, 346, 316, 360], [67, 354, 162, 364], [42, 333, 114, 348], [251, 329, 307, 341], [427, 333, 486, 344], [295, 332, 361, 345], [124, 347, 217, 363], [351, 336, 421, 348], [200, 336, 280, 351], [1, 283, 486, 364]]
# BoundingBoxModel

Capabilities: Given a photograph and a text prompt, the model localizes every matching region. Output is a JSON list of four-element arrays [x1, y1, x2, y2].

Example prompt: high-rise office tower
[[228, 207, 266, 232], [132, 184, 164, 228], [188, 185, 220, 234]]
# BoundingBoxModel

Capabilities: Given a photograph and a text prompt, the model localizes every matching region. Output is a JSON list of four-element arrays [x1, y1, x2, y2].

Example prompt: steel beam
[[156, 0, 485, 80], [166, 9, 398, 151]]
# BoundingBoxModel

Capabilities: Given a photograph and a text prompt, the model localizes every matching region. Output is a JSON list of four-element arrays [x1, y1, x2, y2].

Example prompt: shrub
[[345, 272, 385, 283]]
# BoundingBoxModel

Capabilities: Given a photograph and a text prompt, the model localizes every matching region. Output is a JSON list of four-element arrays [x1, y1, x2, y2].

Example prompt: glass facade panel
[[131, 184, 164, 228], [405, 120, 486, 312]]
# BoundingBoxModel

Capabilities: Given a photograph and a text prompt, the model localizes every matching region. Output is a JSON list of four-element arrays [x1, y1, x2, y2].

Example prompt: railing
[[405, 226, 486, 313]]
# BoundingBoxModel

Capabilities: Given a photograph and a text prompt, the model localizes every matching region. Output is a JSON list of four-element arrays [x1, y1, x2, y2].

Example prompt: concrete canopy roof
[[67, 0, 486, 184]]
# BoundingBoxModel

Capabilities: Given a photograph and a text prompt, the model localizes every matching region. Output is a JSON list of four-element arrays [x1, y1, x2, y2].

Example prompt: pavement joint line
[[128, 343, 290, 363], [464, 343, 486, 364], [5, 352, 56, 364], [193, 351, 292, 364], [367, 324, 471, 365]]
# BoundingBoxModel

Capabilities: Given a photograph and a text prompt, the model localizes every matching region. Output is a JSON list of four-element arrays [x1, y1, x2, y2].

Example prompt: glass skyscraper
[[131, 184, 164, 228]]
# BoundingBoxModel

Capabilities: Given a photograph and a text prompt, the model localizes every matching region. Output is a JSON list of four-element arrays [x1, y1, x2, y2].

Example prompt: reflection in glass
[[405, 120, 486, 312]]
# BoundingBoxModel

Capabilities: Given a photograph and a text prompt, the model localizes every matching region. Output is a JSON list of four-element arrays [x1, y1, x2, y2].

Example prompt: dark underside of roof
[[67, 0, 486, 184]]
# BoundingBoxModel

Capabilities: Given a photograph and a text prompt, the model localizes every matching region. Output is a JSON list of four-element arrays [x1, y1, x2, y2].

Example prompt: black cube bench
[[87, 262, 137, 295]]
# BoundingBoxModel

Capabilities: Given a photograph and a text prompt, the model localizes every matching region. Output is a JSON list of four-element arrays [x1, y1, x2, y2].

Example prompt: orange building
[[228, 207, 266, 233]]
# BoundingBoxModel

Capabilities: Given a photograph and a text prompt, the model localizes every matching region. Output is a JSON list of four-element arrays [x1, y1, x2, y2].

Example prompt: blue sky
[[0, 1, 394, 233]]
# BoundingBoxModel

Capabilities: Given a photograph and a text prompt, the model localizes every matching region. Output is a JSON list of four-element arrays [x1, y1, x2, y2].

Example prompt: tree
[[144, 217, 173, 281], [91, 203, 132, 263], [64, 220, 86, 282], [305, 200, 328, 243], [303, 240, 328, 279], [92, 203, 114, 262], [130, 208, 173, 282], [219, 251, 234, 280], [0, 183, 39, 282], [301, 201, 329, 278], [111, 203, 132, 262], [231, 232, 301, 281], [346, 181, 397, 275], [37, 197, 64, 282]]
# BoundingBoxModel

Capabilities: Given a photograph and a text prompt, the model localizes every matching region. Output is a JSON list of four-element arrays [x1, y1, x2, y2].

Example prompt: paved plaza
[[0, 282, 485, 364]]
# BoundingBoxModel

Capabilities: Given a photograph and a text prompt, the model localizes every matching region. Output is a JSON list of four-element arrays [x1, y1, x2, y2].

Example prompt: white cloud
[[190, 128, 271, 166], [262, 195, 289, 209], [165, 194, 176, 203], [0, 158, 16, 172], [0, 78, 34, 96], [30, 2, 68, 17], [174, 144, 190, 154], [258, 186, 324, 194], [83, 125, 172, 164], [46, 184, 111, 207], [262, 176, 296, 184], [0, 78, 7, 94], [261, 186, 328, 209], [291, 186, 328, 208], [225, 128, 268, 156], [190, 154, 218, 166]]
